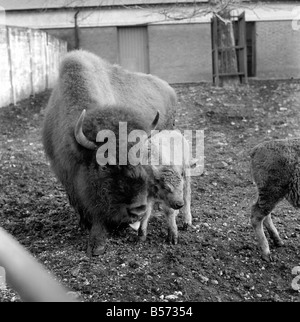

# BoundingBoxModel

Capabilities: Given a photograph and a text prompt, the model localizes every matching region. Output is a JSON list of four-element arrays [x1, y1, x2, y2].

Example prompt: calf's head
[[151, 165, 185, 210], [150, 157, 198, 210]]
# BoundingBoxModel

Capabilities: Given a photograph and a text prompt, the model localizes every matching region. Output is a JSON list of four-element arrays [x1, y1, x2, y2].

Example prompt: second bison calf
[[250, 138, 300, 261]]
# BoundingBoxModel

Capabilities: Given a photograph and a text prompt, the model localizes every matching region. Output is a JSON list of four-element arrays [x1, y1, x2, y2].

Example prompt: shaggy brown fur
[[42, 50, 177, 256], [250, 138, 300, 261]]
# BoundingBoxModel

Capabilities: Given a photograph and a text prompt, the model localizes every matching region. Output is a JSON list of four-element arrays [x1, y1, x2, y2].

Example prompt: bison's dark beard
[[77, 199, 141, 233], [69, 171, 147, 233], [102, 203, 133, 231]]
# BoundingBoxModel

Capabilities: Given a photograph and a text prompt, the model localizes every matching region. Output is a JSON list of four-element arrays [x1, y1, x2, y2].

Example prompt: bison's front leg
[[87, 219, 108, 256], [164, 207, 179, 245]]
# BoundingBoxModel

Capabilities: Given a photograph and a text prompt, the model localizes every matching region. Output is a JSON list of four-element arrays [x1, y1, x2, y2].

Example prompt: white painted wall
[[0, 26, 67, 108]]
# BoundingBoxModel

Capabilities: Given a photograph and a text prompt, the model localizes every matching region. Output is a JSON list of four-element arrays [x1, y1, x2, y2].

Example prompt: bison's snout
[[127, 204, 147, 217], [172, 201, 184, 210]]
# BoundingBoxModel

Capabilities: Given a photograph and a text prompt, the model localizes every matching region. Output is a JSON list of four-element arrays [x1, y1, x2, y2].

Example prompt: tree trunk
[[217, 11, 239, 87], [74, 10, 80, 50]]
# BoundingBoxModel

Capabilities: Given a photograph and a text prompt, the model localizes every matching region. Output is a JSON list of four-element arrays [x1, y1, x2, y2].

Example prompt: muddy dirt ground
[[1, 80, 300, 302]]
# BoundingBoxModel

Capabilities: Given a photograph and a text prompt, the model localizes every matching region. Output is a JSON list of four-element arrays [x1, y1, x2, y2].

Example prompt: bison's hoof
[[262, 253, 273, 262], [182, 223, 194, 231], [274, 239, 284, 248], [167, 235, 178, 245], [87, 243, 106, 257], [182, 223, 189, 231], [93, 244, 106, 256], [139, 235, 147, 242]]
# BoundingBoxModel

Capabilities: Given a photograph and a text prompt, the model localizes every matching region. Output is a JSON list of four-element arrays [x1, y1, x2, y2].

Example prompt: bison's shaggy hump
[[59, 51, 116, 107], [57, 49, 177, 130]]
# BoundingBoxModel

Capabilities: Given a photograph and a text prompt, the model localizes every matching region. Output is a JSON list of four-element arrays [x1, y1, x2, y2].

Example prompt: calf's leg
[[164, 207, 179, 245], [263, 213, 284, 247], [251, 188, 284, 261], [138, 202, 153, 242], [251, 202, 272, 261]]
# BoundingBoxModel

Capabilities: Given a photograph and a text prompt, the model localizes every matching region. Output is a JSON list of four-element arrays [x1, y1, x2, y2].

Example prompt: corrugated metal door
[[118, 26, 149, 73]]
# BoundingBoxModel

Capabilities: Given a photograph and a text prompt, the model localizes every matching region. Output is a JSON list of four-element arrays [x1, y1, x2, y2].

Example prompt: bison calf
[[250, 138, 300, 261], [134, 130, 197, 244]]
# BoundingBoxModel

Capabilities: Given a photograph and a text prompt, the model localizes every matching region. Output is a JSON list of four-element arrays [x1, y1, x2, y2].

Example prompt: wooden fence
[[0, 25, 67, 108]]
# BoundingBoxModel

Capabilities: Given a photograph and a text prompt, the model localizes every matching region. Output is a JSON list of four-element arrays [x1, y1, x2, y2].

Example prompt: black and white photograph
[[1, 0, 300, 307]]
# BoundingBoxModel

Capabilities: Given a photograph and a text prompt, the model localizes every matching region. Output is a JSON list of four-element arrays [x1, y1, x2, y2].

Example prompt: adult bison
[[42, 50, 177, 256]]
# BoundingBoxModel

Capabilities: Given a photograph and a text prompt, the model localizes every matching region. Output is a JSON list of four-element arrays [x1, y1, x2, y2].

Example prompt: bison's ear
[[151, 111, 160, 130], [190, 158, 199, 169]]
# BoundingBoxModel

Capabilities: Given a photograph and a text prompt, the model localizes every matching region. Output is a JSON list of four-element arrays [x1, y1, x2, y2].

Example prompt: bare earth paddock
[[1, 80, 300, 302]]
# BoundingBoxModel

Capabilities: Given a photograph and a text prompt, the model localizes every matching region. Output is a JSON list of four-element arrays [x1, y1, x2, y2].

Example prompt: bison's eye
[[101, 165, 109, 172], [118, 182, 126, 192], [153, 185, 159, 194]]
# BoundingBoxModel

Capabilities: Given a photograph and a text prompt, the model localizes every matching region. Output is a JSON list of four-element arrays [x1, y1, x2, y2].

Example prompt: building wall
[[45, 24, 212, 84], [4, 3, 300, 84], [256, 20, 300, 79], [45, 27, 119, 64], [148, 23, 212, 83], [43, 28, 76, 50], [44, 20, 300, 84], [79, 27, 119, 63]]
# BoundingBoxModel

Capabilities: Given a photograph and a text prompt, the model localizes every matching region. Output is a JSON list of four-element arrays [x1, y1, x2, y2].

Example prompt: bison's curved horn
[[151, 111, 160, 130], [74, 109, 97, 150]]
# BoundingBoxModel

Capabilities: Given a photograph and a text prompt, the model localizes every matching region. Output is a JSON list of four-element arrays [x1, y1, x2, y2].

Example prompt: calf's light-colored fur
[[136, 130, 197, 244]]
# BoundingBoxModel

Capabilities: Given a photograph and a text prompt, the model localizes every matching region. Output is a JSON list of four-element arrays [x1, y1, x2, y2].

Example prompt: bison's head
[[73, 108, 160, 224], [111, 164, 149, 222]]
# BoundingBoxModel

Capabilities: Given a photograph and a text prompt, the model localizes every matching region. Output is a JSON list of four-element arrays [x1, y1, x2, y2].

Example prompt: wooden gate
[[211, 12, 248, 86]]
